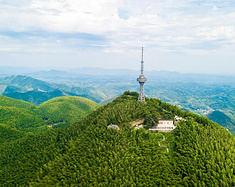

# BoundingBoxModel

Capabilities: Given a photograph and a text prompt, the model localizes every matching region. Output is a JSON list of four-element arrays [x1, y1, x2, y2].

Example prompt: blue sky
[[0, 0, 235, 74]]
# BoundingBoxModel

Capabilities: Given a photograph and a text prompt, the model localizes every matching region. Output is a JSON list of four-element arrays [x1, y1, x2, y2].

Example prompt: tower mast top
[[141, 47, 144, 75]]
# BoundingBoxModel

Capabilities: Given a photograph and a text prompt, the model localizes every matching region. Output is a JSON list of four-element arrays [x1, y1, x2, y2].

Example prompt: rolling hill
[[0, 95, 46, 133], [2, 74, 235, 135], [0, 95, 100, 142], [37, 96, 100, 124], [0, 95, 36, 109], [207, 110, 235, 135], [3, 89, 79, 105], [0, 124, 26, 144], [0, 105, 47, 133], [0, 92, 235, 186]]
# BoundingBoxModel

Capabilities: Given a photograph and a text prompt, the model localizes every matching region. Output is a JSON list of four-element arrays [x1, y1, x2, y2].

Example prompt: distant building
[[107, 124, 119, 130], [149, 119, 176, 132], [174, 116, 183, 121]]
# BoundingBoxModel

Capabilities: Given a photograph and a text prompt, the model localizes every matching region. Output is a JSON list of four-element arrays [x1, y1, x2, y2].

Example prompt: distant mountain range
[[0, 75, 55, 93], [28, 68, 235, 85], [0, 75, 107, 104], [1, 66, 235, 84], [1, 68, 235, 135]]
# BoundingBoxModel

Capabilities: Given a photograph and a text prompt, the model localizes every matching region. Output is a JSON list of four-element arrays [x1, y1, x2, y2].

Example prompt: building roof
[[107, 124, 119, 129]]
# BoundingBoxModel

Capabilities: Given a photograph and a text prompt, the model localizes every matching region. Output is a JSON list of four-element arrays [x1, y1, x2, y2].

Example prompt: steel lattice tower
[[137, 47, 147, 101]]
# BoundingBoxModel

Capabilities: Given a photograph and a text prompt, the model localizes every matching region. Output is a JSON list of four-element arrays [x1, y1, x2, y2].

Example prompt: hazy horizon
[[1, 65, 235, 77]]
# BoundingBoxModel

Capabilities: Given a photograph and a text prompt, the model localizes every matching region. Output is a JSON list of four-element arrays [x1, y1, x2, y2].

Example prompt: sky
[[0, 0, 235, 74]]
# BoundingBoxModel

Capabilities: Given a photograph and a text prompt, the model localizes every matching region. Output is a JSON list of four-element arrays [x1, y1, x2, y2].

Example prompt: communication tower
[[137, 47, 147, 101]]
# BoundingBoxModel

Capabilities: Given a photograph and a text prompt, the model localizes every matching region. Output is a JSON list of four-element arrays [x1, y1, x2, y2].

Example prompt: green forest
[[0, 91, 235, 186], [0, 95, 99, 136]]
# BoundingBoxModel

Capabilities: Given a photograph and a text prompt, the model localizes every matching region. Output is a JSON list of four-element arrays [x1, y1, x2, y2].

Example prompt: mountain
[[0, 105, 47, 133], [26, 69, 79, 83], [28, 69, 74, 78], [68, 67, 235, 83], [2, 73, 235, 133], [2, 85, 21, 93], [27, 67, 235, 85], [2, 66, 235, 84], [0, 95, 100, 141], [0, 96, 44, 133], [0, 75, 55, 92], [22, 69, 235, 119], [0, 92, 235, 186], [0, 95, 36, 109], [0, 75, 106, 103], [0, 124, 26, 144], [3, 89, 79, 105], [207, 110, 235, 134], [69, 67, 138, 76], [36, 96, 100, 124], [99, 97, 116, 105]]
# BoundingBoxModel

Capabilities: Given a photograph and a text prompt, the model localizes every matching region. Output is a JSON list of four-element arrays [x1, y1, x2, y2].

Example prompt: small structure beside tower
[[137, 47, 147, 102]]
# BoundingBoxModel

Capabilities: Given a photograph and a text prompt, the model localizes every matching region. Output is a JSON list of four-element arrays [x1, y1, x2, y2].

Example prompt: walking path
[[158, 135, 169, 153]]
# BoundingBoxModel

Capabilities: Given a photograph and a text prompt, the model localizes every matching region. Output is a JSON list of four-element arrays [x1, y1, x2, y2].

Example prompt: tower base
[[138, 95, 145, 102]]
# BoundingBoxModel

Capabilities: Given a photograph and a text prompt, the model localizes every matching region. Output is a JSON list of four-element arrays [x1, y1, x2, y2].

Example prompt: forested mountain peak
[[0, 95, 100, 136], [0, 75, 55, 92], [1, 75, 37, 85], [37, 96, 100, 124], [0, 95, 36, 109], [0, 91, 234, 186], [3, 88, 79, 105], [207, 110, 235, 134]]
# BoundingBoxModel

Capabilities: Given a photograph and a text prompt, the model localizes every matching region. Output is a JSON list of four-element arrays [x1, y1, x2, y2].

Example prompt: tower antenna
[[141, 47, 144, 75], [137, 47, 147, 102]]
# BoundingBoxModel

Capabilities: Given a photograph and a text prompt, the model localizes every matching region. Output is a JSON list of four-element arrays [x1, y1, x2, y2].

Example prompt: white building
[[174, 116, 183, 121], [107, 124, 119, 130], [149, 119, 176, 132]]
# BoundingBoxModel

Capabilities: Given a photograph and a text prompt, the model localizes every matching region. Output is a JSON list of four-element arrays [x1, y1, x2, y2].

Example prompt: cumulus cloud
[[1, 0, 235, 72], [3, 0, 121, 34], [1, 1, 235, 50], [197, 26, 235, 39]]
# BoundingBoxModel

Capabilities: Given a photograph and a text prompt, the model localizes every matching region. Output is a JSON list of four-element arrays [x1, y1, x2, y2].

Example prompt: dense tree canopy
[[0, 95, 100, 136], [0, 91, 234, 186]]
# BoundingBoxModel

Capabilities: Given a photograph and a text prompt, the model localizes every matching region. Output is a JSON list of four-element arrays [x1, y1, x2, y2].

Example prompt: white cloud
[[104, 48, 123, 54], [1, 0, 235, 73], [0, 0, 120, 33], [197, 26, 235, 40]]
